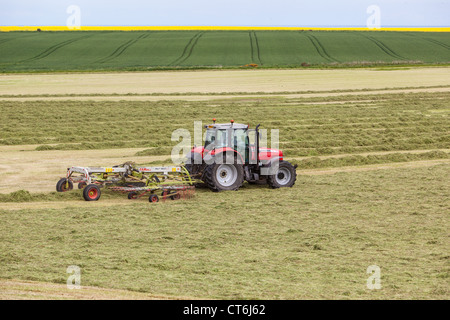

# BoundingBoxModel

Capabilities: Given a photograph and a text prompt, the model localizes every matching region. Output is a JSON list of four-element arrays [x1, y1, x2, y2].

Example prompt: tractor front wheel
[[267, 161, 297, 189], [203, 163, 244, 192]]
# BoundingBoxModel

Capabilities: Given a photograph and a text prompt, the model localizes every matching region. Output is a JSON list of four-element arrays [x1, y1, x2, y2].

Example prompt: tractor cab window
[[204, 129, 228, 150], [204, 129, 216, 150], [233, 129, 247, 161], [247, 129, 256, 145], [215, 129, 228, 148]]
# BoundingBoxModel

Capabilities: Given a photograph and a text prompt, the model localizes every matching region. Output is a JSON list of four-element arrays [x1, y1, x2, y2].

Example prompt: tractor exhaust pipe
[[256, 124, 260, 166]]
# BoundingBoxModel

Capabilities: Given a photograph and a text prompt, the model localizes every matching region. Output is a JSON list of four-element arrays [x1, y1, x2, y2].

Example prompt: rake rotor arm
[[59, 163, 201, 201]]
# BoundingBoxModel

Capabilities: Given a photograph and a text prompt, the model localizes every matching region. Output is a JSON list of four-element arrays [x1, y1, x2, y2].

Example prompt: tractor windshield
[[204, 129, 216, 150], [204, 128, 248, 159], [205, 129, 229, 150]]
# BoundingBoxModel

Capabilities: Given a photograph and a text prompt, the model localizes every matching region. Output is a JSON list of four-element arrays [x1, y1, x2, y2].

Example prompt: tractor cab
[[204, 120, 251, 163]]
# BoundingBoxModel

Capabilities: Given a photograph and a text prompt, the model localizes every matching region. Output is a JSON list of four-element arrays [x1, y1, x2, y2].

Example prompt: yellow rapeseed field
[[1, 26, 449, 32]]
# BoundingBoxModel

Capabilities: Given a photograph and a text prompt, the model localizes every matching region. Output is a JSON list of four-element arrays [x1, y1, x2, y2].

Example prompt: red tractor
[[185, 119, 297, 191]]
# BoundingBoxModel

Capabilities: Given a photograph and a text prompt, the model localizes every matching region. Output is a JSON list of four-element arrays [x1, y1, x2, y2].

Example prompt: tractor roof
[[205, 123, 248, 130]]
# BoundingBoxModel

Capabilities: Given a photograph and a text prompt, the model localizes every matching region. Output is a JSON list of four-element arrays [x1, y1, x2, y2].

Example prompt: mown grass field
[[0, 31, 449, 72], [1, 165, 448, 299], [0, 79, 449, 299], [0, 91, 448, 160]]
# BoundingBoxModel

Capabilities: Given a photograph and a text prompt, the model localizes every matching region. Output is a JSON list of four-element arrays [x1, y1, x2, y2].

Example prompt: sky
[[1, 0, 449, 27]]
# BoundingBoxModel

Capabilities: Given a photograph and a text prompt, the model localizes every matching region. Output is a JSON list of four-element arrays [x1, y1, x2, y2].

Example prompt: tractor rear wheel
[[56, 178, 73, 192], [203, 163, 244, 192], [267, 161, 297, 189], [83, 184, 101, 201]]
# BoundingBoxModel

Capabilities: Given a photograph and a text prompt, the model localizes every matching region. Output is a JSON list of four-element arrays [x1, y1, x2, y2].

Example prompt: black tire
[[161, 190, 170, 199], [149, 194, 159, 203], [78, 181, 87, 189], [267, 161, 297, 189], [83, 184, 101, 201], [170, 193, 181, 200], [185, 153, 203, 175], [161, 190, 180, 200], [203, 163, 244, 192], [185, 163, 203, 175], [185, 163, 206, 188], [184, 163, 195, 175], [128, 192, 138, 199], [56, 178, 73, 192]]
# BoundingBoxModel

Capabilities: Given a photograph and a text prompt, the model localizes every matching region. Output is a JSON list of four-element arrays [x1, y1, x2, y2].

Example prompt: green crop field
[[0, 31, 449, 72]]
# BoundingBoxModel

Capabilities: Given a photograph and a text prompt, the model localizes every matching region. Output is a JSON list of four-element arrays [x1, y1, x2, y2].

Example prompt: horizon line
[[1, 26, 450, 32]]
